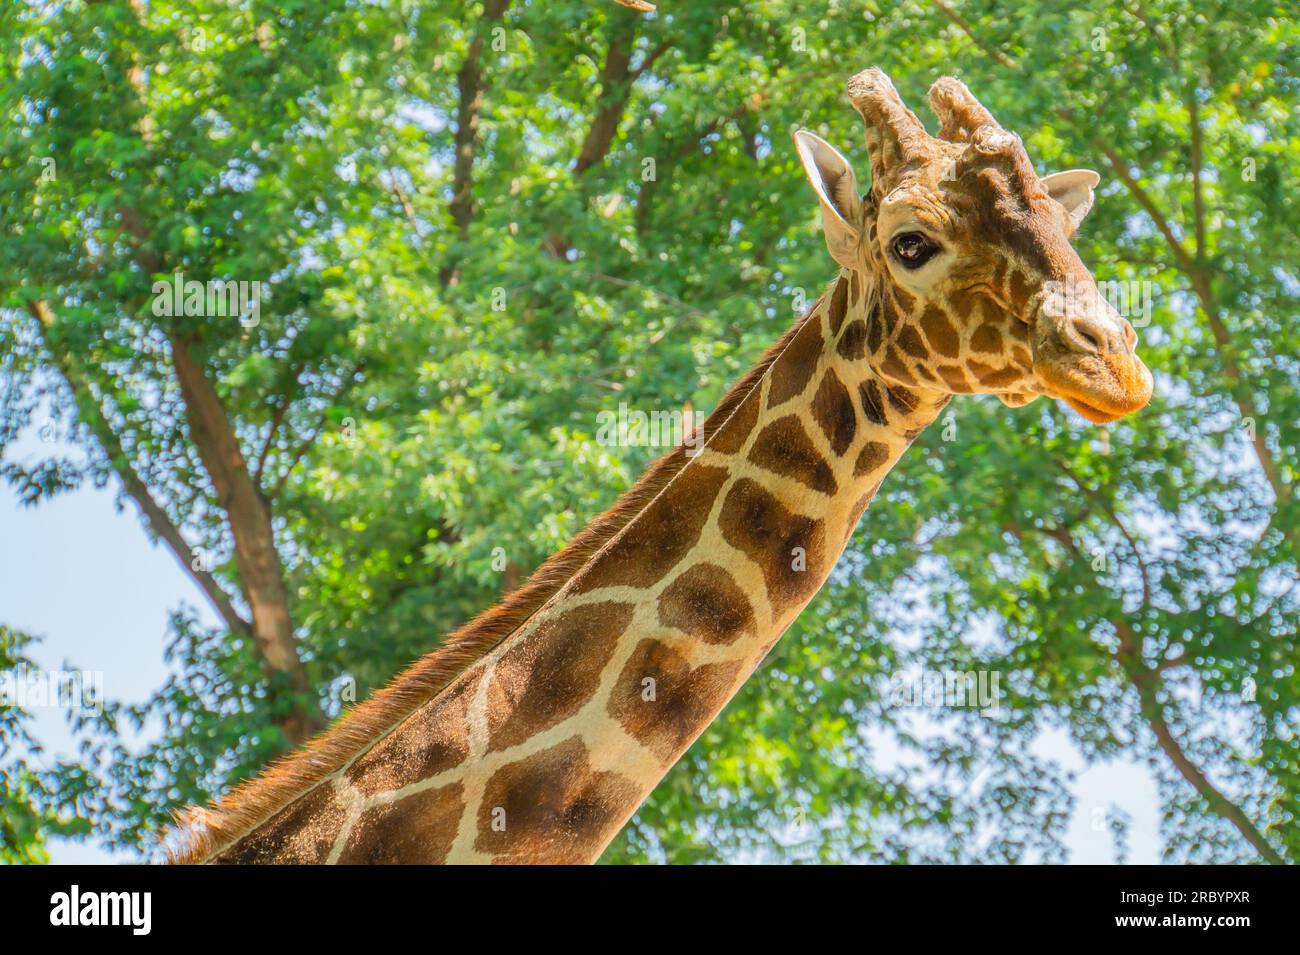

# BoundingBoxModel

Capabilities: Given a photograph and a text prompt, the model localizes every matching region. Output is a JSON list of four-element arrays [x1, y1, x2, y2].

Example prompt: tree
[[0, 625, 91, 863], [0, 0, 1294, 863]]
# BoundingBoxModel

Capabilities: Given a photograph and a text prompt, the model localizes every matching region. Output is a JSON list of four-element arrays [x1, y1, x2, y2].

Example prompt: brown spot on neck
[[486, 602, 634, 752], [708, 387, 760, 456], [718, 478, 826, 615], [858, 379, 889, 426], [212, 783, 346, 864], [970, 322, 1003, 354], [845, 480, 883, 537], [886, 384, 919, 415], [767, 309, 826, 408], [608, 639, 742, 764], [657, 563, 756, 645], [827, 276, 850, 335], [866, 300, 885, 354], [970, 361, 1021, 388], [854, 440, 891, 477], [811, 369, 857, 456], [571, 463, 728, 593], [880, 345, 918, 386], [337, 783, 465, 864], [748, 416, 838, 495], [837, 318, 868, 361], [346, 674, 475, 798], [938, 364, 973, 392], [474, 737, 637, 863], [896, 325, 929, 359]]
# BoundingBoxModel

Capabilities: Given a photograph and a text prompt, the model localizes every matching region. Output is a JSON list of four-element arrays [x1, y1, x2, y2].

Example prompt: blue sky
[[2, 420, 1163, 864]]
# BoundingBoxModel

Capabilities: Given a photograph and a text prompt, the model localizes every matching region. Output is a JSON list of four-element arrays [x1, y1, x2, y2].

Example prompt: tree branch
[[1096, 147, 1195, 269], [25, 300, 251, 638], [1016, 508, 1283, 863], [1188, 91, 1207, 262], [253, 367, 301, 486], [930, 0, 1016, 69], [1097, 147, 1291, 539], [263, 361, 365, 501], [109, 203, 320, 738], [1152, 652, 1187, 674], [440, 0, 512, 288], [573, 10, 642, 176], [1116, 621, 1283, 863], [630, 38, 672, 81], [635, 117, 724, 236], [1052, 459, 1152, 608], [83, 0, 322, 743], [386, 172, 420, 236], [582, 271, 708, 320], [168, 334, 321, 742]]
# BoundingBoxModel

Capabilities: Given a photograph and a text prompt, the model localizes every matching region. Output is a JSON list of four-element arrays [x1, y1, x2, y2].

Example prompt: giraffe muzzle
[[1034, 300, 1154, 423]]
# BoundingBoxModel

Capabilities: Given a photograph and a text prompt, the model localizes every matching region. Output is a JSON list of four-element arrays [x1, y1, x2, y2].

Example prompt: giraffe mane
[[165, 297, 823, 865]]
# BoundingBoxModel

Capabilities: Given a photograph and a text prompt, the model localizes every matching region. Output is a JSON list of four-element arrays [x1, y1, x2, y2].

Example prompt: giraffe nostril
[[1066, 316, 1109, 355]]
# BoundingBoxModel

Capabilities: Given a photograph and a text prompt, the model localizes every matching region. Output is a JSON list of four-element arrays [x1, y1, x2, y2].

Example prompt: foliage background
[[0, 0, 1295, 863]]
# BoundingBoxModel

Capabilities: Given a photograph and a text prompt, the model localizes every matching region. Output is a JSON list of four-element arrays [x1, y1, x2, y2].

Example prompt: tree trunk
[[169, 335, 321, 744]]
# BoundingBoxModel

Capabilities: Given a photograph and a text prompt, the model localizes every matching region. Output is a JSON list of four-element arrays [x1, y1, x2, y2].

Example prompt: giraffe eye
[[891, 231, 940, 269]]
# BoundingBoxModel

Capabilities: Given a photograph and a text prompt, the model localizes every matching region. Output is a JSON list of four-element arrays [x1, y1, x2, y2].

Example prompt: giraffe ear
[[1042, 169, 1100, 230], [794, 130, 864, 270]]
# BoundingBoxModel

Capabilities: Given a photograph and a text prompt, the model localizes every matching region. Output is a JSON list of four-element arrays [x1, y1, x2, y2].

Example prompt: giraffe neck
[[209, 270, 946, 864]]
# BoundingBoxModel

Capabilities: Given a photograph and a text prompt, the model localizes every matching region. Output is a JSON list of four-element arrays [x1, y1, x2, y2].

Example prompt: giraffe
[[170, 69, 1152, 864]]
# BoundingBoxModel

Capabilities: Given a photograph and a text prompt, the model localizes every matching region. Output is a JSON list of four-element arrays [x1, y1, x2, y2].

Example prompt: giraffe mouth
[[1061, 394, 1125, 424], [1038, 354, 1153, 424]]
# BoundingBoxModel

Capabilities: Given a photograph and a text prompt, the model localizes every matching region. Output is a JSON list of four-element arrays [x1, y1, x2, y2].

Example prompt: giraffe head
[[794, 69, 1153, 423]]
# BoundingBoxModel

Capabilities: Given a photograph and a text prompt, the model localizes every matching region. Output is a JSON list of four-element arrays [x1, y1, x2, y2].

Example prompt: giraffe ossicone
[[169, 69, 1152, 865]]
